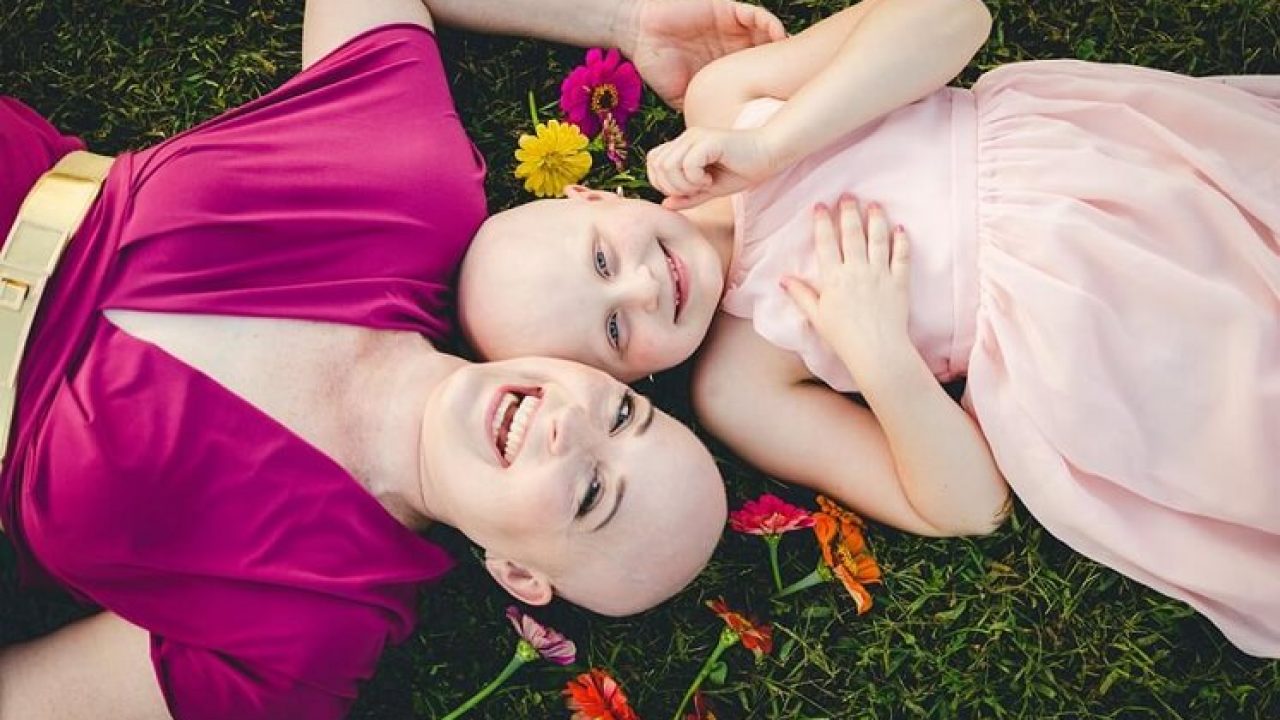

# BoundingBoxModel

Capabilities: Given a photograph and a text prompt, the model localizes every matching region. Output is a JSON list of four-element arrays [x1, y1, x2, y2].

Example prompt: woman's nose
[[547, 403, 591, 457]]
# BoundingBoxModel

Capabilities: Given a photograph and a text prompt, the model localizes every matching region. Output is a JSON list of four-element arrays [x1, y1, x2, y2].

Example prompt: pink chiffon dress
[[0, 24, 485, 719], [725, 60, 1280, 657]]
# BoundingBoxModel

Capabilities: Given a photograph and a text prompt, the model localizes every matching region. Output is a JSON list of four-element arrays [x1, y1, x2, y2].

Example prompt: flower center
[[590, 84, 620, 115]]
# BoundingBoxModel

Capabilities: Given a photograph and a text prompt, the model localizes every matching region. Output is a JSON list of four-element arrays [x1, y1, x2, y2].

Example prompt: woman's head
[[458, 187, 725, 382], [417, 355, 727, 616]]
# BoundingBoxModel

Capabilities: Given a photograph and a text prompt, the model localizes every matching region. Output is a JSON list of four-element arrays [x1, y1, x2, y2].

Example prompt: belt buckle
[[0, 277, 30, 312]]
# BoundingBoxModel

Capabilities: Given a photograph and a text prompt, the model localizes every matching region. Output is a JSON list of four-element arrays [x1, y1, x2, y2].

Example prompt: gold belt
[[0, 150, 115, 463]]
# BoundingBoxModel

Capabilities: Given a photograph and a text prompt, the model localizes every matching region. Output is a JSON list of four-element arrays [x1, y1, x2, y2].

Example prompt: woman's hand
[[782, 196, 912, 383], [621, 0, 786, 109], [646, 126, 780, 209]]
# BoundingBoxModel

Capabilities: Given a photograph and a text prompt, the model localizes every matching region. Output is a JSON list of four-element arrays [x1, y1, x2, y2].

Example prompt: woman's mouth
[[659, 241, 688, 323], [487, 386, 544, 467]]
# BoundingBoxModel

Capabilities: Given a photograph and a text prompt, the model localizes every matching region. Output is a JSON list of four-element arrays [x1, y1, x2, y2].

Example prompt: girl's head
[[458, 186, 725, 381], [417, 355, 727, 616]]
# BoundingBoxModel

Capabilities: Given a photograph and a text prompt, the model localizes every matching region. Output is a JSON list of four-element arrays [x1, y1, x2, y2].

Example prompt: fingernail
[[895, 224, 905, 233], [868, 202, 881, 212]]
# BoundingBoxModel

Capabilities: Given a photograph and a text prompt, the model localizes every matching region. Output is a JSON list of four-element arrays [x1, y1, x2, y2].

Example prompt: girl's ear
[[483, 556, 554, 606], [564, 184, 613, 202]]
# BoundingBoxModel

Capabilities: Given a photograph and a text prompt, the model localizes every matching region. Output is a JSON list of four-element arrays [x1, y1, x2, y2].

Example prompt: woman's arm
[[650, 0, 992, 207], [0, 613, 173, 720], [302, 0, 434, 69], [423, 0, 786, 108]]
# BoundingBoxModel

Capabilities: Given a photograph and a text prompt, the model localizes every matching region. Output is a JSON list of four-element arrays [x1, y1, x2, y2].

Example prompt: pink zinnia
[[505, 606, 577, 666], [729, 494, 816, 536], [559, 48, 642, 138]]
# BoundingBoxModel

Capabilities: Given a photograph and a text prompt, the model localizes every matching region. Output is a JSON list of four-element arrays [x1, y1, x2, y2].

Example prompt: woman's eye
[[594, 247, 611, 277], [611, 392, 634, 434], [606, 314, 621, 350], [577, 474, 603, 518]]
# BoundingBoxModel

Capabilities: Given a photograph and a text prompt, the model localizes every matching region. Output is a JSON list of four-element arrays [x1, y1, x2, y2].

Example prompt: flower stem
[[671, 628, 739, 720], [774, 565, 829, 601], [764, 535, 783, 593], [527, 90, 540, 128], [440, 651, 529, 720]]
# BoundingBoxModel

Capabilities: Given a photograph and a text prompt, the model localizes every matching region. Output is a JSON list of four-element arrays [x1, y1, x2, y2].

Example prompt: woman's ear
[[484, 556, 554, 606], [564, 184, 613, 202]]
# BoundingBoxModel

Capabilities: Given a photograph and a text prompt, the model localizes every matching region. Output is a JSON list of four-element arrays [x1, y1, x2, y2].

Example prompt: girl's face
[[418, 355, 727, 616], [458, 188, 725, 381]]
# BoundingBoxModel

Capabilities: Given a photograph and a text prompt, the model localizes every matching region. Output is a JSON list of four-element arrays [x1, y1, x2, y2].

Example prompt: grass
[[2, 1, 1279, 718]]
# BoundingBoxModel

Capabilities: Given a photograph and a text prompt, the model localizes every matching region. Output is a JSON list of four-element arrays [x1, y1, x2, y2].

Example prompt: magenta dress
[[0, 25, 484, 719], [726, 62, 1280, 657]]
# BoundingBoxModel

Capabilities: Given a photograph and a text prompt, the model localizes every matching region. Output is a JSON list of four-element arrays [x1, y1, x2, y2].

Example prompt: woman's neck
[[681, 196, 737, 281], [347, 332, 463, 529]]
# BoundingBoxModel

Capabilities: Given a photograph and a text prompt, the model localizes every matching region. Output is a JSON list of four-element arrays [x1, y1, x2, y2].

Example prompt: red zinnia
[[729, 494, 816, 536], [706, 598, 773, 659], [564, 669, 640, 720], [559, 48, 643, 138]]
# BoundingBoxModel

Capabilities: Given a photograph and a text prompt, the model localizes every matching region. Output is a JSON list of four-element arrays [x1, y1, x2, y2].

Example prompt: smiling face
[[458, 188, 725, 382], [418, 356, 727, 616]]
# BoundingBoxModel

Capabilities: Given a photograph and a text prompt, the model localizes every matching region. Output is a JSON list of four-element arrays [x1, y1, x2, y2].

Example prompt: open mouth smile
[[487, 386, 544, 467], [659, 241, 688, 323]]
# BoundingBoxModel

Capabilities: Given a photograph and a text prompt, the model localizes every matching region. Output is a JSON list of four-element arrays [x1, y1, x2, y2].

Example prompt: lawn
[[2, 1, 1279, 718]]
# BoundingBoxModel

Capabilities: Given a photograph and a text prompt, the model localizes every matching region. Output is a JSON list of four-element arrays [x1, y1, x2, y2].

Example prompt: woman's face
[[418, 355, 727, 616], [457, 188, 726, 382]]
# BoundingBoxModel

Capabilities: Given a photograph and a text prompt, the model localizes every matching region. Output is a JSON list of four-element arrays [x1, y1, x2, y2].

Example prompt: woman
[[456, 0, 1280, 656], [0, 0, 779, 716]]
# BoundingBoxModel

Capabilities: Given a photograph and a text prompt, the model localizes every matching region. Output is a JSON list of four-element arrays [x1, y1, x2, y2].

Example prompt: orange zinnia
[[564, 668, 640, 720], [706, 599, 773, 658], [813, 495, 882, 614]]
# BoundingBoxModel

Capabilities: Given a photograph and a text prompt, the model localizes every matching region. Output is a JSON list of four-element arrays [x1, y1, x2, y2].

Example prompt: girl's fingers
[[865, 202, 890, 268], [645, 144, 674, 196], [812, 204, 841, 272], [890, 225, 911, 280], [780, 277, 820, 323], [838, 195, 865, 266]]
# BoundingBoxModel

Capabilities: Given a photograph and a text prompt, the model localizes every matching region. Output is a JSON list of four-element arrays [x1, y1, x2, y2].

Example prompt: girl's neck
[[348, 333, 463, 529], [681, 197, 738, 281]]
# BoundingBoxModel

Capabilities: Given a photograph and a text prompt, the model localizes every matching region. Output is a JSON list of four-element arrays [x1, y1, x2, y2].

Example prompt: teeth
[[666, 253, 682, 313], [500, 394, 541, 463], [491, 392, 517, 439]]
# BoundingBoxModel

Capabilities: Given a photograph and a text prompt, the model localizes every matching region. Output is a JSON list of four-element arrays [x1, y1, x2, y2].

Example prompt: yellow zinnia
[[514, 120, 592, 198]]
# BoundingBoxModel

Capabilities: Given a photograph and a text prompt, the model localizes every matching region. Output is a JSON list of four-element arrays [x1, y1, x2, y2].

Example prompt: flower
[[706, 598, 773, 659], [565, 669, 640, 720], [729, 494, 816, 536], [685, 693, 718, 720], [813, 496, 882, 614], [599, 113, 628, 171], [505, 606, 576, 665], [441, 607, 578, 719], [560, 48, 643, 137], [515, 120, 592, 197]]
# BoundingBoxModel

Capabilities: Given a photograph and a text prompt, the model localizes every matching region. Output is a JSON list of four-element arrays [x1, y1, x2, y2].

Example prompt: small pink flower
[[729, 494, 816, 536], [506, 606, 576, 665], [560, 48, 642, 138]]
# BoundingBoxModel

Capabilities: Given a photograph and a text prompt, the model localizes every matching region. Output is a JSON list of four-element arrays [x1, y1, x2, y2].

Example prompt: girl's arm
[[649, 0, 991, 207], [0, 613, 173, 720], [695, 199, 1007, 536]]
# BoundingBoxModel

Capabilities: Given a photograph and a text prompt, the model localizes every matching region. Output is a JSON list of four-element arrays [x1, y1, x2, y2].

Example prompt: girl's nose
[[615, 263, 660, 313]]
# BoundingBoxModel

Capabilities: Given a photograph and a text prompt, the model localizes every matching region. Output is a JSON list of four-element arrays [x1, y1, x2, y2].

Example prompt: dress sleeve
[[152, 637, 354, 720]]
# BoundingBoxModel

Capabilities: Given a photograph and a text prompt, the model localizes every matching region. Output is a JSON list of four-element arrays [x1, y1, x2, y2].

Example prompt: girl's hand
[[645, 126, 780, 210], [782, 197, 912, 381]]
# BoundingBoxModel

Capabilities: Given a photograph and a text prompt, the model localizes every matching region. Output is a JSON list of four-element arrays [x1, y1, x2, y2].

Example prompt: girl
[[457, 0, 1280, 657]]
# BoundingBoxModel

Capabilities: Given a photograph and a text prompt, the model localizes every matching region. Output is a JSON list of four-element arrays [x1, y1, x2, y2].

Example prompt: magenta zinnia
[[729, 494, 816, 536], [560, 48, 642, 138]]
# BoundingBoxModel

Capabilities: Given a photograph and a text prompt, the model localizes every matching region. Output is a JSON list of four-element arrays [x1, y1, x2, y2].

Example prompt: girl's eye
[[594, 246, 611, 278], [606, 314, 621, 350], [577, 473, 603, 518], [611, 392, 634, 434]]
